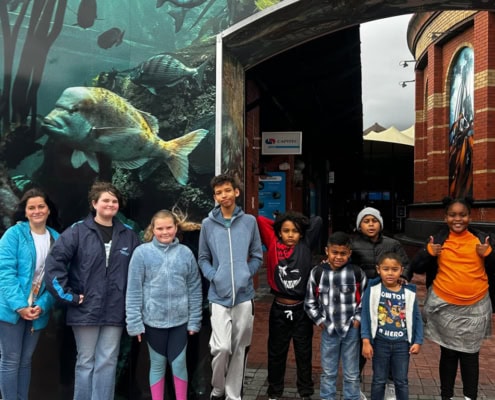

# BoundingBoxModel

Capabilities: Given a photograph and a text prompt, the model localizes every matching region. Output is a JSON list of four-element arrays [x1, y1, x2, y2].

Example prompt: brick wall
[[408, 11, 495, 224]]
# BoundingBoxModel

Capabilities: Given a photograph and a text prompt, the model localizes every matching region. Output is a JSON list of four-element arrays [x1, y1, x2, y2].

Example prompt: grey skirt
[[423, 288, 492, 353]]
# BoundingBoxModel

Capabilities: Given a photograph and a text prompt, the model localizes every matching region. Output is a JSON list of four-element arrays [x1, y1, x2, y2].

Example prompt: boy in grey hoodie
[[198, 173, 263, 400]]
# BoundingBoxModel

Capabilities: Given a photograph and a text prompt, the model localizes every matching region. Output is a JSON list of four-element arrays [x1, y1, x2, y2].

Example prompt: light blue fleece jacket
[[198, 205, 263, 307], [125, 237, 202, 336], [0, 221, 59, 330]]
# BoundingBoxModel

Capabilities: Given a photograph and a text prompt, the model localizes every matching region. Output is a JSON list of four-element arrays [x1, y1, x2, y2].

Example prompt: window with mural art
[[448, 46, 474, 198]]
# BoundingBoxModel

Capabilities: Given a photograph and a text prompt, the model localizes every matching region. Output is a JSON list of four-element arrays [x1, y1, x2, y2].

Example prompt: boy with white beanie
[[352, 207, 411, 281], [352, 206, 412, 400]]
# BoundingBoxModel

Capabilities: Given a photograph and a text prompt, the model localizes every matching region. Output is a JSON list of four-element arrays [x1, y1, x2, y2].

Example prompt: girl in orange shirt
[[411, 196, 494, 400]]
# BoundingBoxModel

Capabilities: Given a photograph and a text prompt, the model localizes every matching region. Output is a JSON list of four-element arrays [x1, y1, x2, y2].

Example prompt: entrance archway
[[214, 1, 495, 237]]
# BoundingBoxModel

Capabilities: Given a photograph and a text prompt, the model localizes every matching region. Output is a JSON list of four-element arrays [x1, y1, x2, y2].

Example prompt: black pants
[[267, 300, 314, 397], [440, 346, 479, 400]]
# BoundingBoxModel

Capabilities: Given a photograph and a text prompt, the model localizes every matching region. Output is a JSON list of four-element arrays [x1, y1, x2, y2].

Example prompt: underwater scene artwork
[[0, 0, 279, 234], [0, 1, 281, 399]]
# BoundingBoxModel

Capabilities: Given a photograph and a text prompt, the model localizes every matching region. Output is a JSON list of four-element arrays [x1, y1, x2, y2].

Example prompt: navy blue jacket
[[44, 214, 140, 326]]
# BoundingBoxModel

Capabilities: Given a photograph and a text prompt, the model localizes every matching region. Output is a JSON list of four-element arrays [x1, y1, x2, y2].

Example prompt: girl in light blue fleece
[[126, 209, 202, 400]]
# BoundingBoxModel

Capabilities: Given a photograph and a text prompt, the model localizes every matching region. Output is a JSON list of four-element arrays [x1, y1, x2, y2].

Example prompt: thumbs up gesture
[[427, 236, 442, 256], [476, 236, 491, 257]]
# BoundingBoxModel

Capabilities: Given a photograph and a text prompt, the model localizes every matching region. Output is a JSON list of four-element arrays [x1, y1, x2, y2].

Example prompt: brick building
[[402, 11, 495, 243]]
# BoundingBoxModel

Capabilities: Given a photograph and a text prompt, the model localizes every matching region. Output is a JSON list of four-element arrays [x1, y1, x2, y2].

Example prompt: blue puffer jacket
[[0, 221, 59, 330], [44, 214, 140, 326]]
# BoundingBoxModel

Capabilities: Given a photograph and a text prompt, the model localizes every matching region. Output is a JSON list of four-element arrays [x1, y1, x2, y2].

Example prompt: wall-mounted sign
[[261, 131, 302, 155], [258, 172, 286, 219]]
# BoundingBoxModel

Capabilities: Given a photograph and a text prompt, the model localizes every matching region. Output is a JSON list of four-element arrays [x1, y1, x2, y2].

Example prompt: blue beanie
[[356, 207, 383, 231]]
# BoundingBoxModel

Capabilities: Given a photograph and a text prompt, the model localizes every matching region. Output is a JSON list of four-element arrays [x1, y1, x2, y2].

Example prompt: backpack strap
[[313, 264, 324, 298], [352, 264, 363, 304]]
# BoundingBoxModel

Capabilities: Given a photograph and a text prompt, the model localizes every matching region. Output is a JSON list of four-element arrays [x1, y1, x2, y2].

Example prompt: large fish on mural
[[41, 87, 208, 185], [129, 53, 208, 95]]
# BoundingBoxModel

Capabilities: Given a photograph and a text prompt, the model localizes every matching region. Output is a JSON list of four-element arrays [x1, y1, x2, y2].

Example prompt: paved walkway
[[244, 269, 495, 400]]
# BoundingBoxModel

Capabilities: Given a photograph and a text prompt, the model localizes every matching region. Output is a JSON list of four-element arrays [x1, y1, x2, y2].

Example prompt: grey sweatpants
[[209, 300, 254, 400]]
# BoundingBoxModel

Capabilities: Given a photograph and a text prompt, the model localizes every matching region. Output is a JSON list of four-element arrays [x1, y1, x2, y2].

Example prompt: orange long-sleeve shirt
[[430, 230, 489, 305]]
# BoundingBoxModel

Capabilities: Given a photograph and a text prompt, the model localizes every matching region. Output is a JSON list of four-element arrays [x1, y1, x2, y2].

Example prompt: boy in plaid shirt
[[305, 231, 367, 400]]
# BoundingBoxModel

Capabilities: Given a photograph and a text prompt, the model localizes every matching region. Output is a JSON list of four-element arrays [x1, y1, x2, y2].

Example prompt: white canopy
[[364, 125, 414, 146]]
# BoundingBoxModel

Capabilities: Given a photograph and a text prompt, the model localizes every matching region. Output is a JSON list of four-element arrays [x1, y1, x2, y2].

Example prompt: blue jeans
[[0, 319, 40, 400], [72, 325, 123, 400], [370, 337, 410, 400], [320, 326, 360, 400]]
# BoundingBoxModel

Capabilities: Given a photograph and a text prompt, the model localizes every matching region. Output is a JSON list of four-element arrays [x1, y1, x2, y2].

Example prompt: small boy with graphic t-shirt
[[360, 252, 423, 400]]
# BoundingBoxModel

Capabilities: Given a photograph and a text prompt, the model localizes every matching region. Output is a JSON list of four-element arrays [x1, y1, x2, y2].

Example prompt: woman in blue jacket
[[44, 181, 140, 400], [0, 188, 60, 400]]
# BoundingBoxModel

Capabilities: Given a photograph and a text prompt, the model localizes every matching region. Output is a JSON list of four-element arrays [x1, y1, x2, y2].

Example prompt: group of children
[[263, 205, 422, 400], [126, 174, 493, 400], [259, 197, 493, 400]]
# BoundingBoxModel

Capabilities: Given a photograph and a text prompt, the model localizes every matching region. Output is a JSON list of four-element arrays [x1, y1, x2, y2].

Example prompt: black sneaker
[[211, 395, 225, 400]]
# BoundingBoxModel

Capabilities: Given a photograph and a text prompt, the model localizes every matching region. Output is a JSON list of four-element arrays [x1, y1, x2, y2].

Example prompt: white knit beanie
[[356, 207, 383, 231]]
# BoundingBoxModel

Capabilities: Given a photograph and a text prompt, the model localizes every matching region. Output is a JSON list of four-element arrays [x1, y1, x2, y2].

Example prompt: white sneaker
[[384, 383, 396, 400], [359, 391, 367, 400]]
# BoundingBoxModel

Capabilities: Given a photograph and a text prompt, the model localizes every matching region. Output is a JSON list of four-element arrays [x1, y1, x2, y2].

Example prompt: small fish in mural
[[130, 53, 208, 95], [41, 87, 208, 185], [97, 28, 125, 49], [11, 175, 33, 192], [74, 0, 97, 29], [156, 0, 208, 8]]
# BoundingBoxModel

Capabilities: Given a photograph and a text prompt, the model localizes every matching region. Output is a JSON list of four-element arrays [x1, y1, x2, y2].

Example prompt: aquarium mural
[[448, 46, 474, 199], [0, 1, 279, 399], [0, 0, 281, 233]]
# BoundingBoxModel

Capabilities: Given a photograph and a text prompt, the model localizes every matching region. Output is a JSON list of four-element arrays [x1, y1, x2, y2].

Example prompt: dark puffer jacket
[[44, 214, 140, 326], [351, 232, 411, 280]]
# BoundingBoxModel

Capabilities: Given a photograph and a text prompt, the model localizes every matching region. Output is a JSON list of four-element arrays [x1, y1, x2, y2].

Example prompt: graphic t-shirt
[[376, 284, 407, 341]]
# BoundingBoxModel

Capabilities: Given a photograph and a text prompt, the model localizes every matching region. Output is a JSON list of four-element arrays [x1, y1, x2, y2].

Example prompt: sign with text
[[261, 131, 302, 155], [258, 172, 286, 219]]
